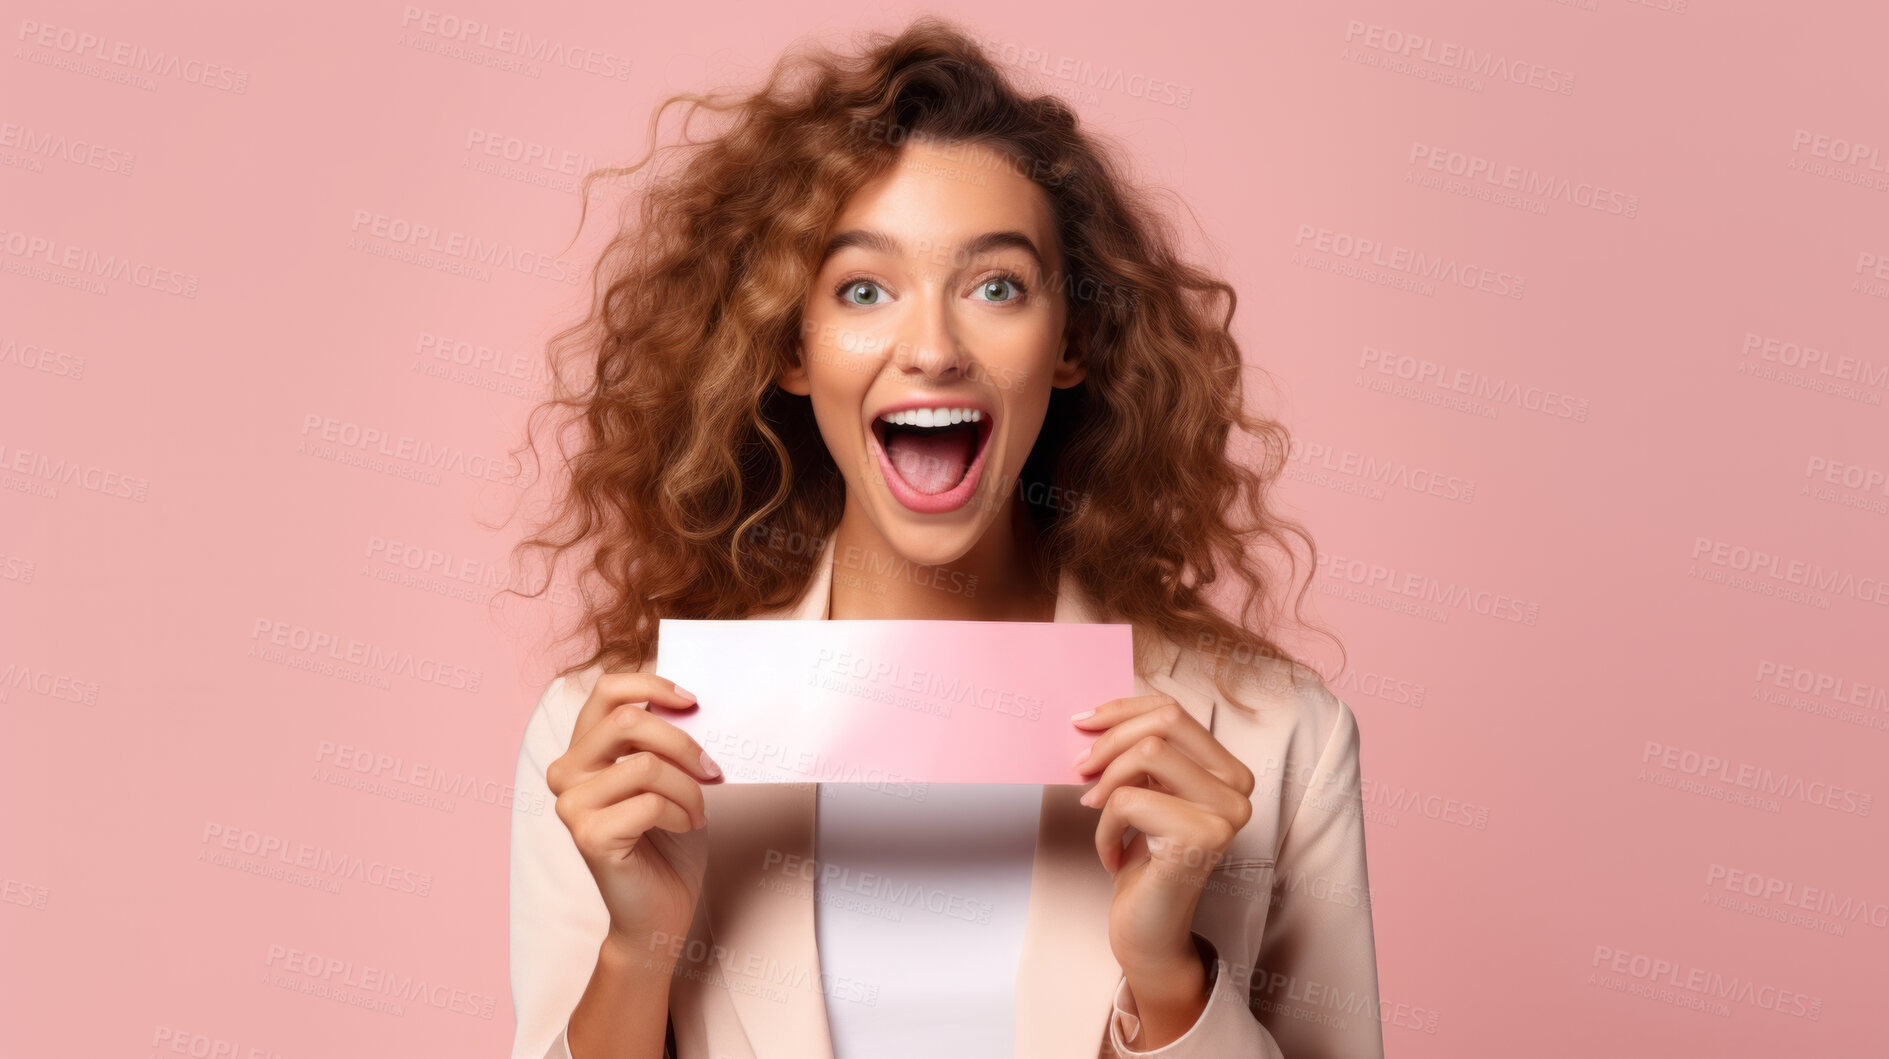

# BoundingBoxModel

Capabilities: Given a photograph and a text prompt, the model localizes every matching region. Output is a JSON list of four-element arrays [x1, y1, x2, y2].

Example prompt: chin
[[868, 521, 986, 569]]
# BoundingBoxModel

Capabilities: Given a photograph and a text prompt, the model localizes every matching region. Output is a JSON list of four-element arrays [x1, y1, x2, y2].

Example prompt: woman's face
[[782, 136, 1084, 568]]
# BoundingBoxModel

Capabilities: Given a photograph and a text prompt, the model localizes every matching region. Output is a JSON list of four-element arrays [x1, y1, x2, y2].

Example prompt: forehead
[[828, 137, 1058, 265]]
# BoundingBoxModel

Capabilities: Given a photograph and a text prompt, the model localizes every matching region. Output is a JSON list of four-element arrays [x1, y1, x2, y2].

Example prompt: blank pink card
[[653, 619, 1136, 784]]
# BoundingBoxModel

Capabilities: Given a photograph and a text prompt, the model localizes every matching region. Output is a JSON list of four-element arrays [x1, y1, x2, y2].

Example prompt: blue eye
[[839, 279, 885, 305], [976, 276, 1025, 302]]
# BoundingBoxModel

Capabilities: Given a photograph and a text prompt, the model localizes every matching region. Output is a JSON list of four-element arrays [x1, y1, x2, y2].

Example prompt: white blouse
[[812, 781, 1043, 1058]]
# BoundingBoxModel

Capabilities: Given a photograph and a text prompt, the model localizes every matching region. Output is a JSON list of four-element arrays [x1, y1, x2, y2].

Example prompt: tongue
[[885, 426, 975, 494]]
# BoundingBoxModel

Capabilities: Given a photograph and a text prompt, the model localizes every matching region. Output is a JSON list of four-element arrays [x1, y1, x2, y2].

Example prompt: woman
[[506, 16, 1382, 1059]]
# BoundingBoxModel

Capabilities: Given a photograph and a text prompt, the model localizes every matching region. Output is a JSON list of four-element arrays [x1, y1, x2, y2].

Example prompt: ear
[[778, 344, 812, 396], [1050, 327, 1086, 389]]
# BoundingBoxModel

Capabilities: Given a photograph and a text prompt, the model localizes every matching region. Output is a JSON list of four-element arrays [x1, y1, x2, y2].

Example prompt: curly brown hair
[[498, 15, 1345, 712]]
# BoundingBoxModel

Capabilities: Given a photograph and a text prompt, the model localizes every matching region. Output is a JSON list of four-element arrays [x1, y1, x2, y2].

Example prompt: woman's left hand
[[1073, 693, 1255, 1044]]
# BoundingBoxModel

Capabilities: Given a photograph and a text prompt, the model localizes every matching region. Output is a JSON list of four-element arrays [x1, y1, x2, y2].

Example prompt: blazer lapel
[[703, 536, 1219, 1059]]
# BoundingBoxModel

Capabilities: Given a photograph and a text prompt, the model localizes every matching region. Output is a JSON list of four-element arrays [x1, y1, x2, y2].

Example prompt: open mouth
[[867, 405, 995, 514]]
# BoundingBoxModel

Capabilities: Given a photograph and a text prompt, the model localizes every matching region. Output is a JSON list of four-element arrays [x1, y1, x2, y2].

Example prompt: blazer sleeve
[[508, 675, 615, 1059], [1107, 693, 1385, 1058]]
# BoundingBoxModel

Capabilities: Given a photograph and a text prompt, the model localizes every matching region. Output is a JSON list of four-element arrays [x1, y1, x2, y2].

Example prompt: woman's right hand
[[545, 672, 722, 967]]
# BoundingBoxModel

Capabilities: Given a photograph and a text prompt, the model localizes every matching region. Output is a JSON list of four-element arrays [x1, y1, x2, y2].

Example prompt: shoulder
[[1162, 641, 1363, 803], [516, 661, 613, 764], [1167, 641, 1356, 748]]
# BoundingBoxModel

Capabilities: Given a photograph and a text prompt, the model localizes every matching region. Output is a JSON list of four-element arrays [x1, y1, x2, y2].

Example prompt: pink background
[[4, 2, 1885, 1055]]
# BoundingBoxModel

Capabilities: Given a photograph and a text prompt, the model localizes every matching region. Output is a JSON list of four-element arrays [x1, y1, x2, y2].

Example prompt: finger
[[571, 671, 700, 746], [1078, 736, 1251, 829], [562, 704, 721, 788], [550, 696, 721, 795], [1074, 701, 1252, 795], [1094, 786, 1237, 875], [1120, 829, 1150, 874], [559, 751, 708, 830], [1071, 693, 1178, 730], [569, 791, 697, 861]]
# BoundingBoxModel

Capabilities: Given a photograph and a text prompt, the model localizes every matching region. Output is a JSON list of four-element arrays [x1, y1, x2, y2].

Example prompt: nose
[[889, 287, 972, 381]]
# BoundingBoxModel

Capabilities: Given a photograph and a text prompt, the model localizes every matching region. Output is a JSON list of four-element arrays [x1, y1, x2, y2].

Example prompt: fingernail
[[1079, 787, 1098, 808], [1070, 708, 1094, 722], [699, 751, 722, 779], [1073, 745, 1090, 768], [674, 684, 698, 705]]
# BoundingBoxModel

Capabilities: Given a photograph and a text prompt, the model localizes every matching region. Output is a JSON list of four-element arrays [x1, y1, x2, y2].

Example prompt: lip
[[864, 396, 997, 515]]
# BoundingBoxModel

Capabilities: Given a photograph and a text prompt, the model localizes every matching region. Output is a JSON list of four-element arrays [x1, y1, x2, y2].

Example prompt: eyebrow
[[820, 228, 1047, 271]]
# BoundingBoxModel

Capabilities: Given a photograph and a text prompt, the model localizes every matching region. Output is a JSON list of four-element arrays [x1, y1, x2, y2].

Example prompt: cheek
[[810, 389, 855, 448], [981, 319, 1061, 391], [804, 366, 869, 460], [998, 404, 1051, 472]]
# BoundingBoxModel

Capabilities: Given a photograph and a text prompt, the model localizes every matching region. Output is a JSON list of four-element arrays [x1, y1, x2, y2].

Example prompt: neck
[[826, 498, 1056, 622]]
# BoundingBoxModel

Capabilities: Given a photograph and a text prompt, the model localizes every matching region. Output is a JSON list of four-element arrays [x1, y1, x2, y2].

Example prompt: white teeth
[[878, 407, 984, 427]]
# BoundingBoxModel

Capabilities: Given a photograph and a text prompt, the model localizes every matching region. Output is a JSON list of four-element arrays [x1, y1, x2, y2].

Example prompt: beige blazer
[[509, 537, 1384, 1058]]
